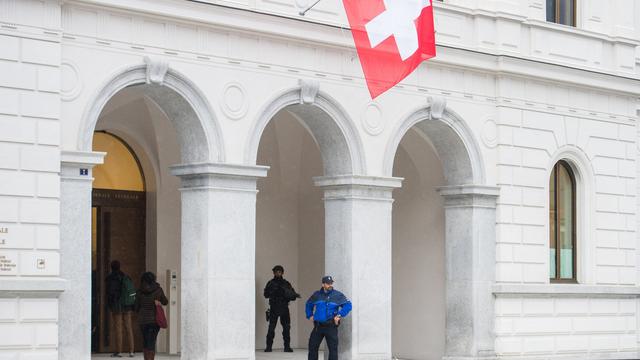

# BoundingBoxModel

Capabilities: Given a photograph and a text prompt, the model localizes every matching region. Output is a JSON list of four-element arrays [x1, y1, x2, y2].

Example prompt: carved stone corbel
[[428, 96, 447, 120], [299, 79, 320, 104], [144, 56, 170, 85]]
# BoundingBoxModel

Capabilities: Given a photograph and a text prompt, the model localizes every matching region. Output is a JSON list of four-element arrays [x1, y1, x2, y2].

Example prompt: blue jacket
[[305, 288, 352, 323]]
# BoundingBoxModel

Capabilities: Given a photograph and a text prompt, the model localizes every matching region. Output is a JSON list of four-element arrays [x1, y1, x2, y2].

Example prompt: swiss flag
[[343, 0, 436, 99]]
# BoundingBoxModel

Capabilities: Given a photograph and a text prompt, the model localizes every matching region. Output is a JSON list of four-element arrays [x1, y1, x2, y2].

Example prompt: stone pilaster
[[438, 185, 499, 360], [314, 175, 403, 360], [170, 162, 268, 360], [59, 150, 105, 360]]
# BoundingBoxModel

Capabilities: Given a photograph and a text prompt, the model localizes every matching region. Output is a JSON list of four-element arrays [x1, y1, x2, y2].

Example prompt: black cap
[[322, 275, 334, 284], [272, 265, 284, 272]]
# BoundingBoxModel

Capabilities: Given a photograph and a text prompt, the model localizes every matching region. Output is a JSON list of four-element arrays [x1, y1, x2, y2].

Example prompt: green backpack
[[120, 276, 137, 307]]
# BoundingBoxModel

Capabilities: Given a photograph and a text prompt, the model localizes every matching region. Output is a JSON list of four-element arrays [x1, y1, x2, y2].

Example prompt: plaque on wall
[[0, 251, 18, 275]]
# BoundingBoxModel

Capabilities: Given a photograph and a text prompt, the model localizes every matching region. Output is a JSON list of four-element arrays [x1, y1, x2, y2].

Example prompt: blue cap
[[322, 275, 334, 284]]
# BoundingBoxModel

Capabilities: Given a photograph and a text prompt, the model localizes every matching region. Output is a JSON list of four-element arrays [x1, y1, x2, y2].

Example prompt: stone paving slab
[[92, 349, 320, 359]]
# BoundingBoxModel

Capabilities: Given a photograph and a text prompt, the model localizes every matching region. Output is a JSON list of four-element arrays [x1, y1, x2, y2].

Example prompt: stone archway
[[248, 82, 402, 359], [59, 58, 226, 359], [385, 99, 498, 360], [245, 81, 366, 176]]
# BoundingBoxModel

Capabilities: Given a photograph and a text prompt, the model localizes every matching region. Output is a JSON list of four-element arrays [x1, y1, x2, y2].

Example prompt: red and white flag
[[342, 0, 436, 99]]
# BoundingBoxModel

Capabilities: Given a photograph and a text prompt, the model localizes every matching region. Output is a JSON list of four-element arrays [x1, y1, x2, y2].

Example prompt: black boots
[[284, 346, 293, 352]]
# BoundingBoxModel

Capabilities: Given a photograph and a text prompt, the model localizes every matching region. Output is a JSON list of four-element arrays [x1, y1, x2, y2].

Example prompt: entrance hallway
[[92, 350, 323, 359]]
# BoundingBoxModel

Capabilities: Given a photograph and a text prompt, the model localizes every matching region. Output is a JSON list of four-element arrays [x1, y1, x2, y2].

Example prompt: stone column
[[438, 185, 499, 360], [170, 162, 268, 360], [59, 150, 105, 360], [314, 175, 402, 360]]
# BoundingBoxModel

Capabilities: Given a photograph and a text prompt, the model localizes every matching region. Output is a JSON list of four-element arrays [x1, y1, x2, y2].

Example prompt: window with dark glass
[[546, 0, 576, 26], [549, 160, 576, 282]]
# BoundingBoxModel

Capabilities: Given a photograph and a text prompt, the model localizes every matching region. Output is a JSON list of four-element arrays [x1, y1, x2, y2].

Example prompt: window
[[546, 0, 576, 26], [549, 160, 576, 282]]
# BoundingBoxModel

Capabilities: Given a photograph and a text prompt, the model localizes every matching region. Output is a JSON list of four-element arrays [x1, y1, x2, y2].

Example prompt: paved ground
[[92, 349, 320, 359]]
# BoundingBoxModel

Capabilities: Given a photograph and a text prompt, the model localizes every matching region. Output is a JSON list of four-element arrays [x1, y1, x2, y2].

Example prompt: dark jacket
[[134, 282, 168, 325], [305, 288, 352, 323], [105, 270, 125, 312], [264, 277, 299, 308]]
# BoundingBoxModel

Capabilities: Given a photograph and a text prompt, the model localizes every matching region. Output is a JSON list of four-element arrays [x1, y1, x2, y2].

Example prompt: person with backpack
[[135, 271, 168, 360], [105, 260, 137, 358]]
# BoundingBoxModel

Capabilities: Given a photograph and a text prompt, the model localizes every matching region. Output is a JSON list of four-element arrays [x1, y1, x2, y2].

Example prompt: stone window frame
[[546, 147, 594, 285]]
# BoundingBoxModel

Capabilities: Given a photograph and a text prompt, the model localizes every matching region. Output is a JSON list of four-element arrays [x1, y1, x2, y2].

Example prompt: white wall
[[0, 5, 62, 357], [493, 78, 640, 357], [392, 129, 446, 360], [255, 111, 325, 349]]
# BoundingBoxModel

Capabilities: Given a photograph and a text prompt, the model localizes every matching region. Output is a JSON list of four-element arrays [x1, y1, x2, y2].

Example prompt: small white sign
[[0, 252, 18, 275]]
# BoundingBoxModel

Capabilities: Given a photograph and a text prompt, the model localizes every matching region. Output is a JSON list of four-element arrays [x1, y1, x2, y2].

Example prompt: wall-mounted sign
[[0, 252, 18, 275], [0, 227, 7, 246]]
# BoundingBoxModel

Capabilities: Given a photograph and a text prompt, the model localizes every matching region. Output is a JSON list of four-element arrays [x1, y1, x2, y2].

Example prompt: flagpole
[[299, 0, 322, 15]]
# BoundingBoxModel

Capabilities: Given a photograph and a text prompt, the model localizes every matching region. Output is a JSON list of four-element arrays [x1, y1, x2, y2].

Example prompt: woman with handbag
[[135, 272, 168, 360]]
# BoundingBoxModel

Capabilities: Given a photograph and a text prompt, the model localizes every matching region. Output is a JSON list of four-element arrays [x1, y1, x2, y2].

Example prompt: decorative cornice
[[493, 284, 640, 298], [170, 162, 269, 178], [314, 175, 403, 189], [437, 185, 500, 208], [314, 175, 403, 202], [170, 162, 269, 191], [61, 150, 106, 167]]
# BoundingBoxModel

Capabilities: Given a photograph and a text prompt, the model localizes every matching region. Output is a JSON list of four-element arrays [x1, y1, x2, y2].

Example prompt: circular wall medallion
[[61, 60, 83, 101], [361, 103, 385, 136], [220, 83, 248, 120], [481, 118, 498, 148]]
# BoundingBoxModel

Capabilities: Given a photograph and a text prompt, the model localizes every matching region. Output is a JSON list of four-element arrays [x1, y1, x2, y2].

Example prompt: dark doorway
[[92, 189, 146, 353], [90, 132, 147, 354]]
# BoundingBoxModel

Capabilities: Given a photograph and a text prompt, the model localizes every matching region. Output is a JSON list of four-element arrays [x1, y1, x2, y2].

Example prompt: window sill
[[0, 277, 67, 298], [493, 283, 640, 298]]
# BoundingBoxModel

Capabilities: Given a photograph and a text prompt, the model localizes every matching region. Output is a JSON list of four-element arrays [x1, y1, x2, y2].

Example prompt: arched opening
[[61, 64, 224, 360], [387, 107, 495, 359], [88, 83, 194, 357], [255, 109, 325, 352], [91, 131, 147, 354], [251, 90, 360, 355], [391, 128, 446, 360]]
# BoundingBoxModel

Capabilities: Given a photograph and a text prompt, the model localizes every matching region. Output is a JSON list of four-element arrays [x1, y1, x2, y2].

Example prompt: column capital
[[60, 150, 106, 182], [313, 175, 403, 201], [170, 162, 269, 191], [437, 185, 500, 208]]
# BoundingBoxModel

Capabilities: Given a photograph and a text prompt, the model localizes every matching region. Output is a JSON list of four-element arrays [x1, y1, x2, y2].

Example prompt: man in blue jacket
[[305, 275, 352, 360]]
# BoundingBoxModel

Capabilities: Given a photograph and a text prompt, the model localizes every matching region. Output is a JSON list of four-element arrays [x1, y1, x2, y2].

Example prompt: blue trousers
[[308, 323, 338, 360]]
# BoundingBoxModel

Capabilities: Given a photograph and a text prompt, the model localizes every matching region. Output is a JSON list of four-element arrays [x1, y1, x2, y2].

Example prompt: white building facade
[[0, 0, 639, 359]]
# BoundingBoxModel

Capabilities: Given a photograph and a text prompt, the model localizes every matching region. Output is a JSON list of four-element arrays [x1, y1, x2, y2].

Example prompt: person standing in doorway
[[305, 276, 352, 360], [263, 265, 300, 352], [105, 260, 136, 358], [135, 271, 168, 360]]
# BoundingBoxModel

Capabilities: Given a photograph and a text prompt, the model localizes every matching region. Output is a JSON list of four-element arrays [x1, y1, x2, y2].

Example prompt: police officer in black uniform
[[264, 265, 300, 352]]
